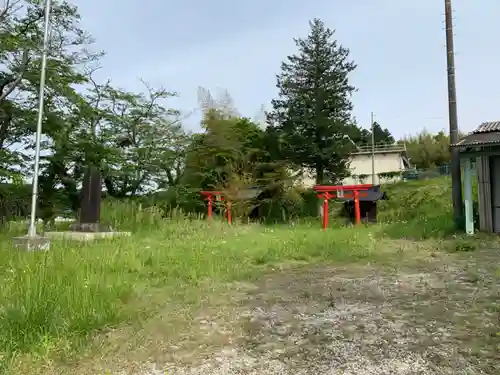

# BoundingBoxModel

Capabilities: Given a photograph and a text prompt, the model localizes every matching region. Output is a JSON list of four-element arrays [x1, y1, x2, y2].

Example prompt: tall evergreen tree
[[267, 18, 357, 184], [372, 122, 395, 145], [350, 122, 395, 147]]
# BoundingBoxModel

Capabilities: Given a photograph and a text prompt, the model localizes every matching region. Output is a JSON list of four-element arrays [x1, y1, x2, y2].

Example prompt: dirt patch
[[23, 248, 500, 375], [157, 251, 499, 375]]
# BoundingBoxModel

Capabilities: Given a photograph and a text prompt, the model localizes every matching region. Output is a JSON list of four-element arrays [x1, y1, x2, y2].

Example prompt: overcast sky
[[72, 0, 500, 139]]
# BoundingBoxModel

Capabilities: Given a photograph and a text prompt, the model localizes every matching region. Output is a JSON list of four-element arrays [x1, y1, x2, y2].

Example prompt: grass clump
[[0, 211, 378, 365], [0, 176, 489, 372], [377, 177, 456, 239]]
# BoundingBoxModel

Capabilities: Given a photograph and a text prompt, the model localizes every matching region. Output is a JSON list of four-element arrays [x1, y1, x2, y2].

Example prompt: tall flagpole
[[370, 112, 375, 185], [27, 0, 52, 237]]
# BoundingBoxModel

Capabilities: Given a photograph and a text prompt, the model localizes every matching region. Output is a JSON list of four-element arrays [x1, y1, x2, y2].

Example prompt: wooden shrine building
[[339, 185, 388, 224], [452, 121, 500, 234]]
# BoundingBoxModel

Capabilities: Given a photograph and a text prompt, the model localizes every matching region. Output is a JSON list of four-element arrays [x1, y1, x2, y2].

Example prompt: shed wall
[[477, 156, 493, 232]]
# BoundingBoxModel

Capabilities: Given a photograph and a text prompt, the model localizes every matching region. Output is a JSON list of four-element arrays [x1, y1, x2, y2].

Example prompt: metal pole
[[371, 112, 376, 185], [444, 0, 464, 228], [27, 0, 52, 237]]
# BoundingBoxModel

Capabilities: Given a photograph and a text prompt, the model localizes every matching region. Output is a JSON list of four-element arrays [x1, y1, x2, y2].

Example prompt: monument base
[[12, 235, 51, 251], [69, 222, 114, 232], [44, 230, 131, 242]]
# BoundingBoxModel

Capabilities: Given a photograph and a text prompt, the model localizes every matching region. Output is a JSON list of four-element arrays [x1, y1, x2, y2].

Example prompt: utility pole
[[371, 112, 376, 185], [444, 0, 464, 228]]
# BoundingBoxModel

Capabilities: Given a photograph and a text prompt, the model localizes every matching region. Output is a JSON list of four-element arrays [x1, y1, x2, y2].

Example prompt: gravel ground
[[130, 250, 499, 375], [28, 247, 499, 375]]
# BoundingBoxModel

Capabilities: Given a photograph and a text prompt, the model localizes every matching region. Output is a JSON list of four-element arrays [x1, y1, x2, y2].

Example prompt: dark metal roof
[[233, 187, 263, 200], [474, 121, 500, 133], [452, 121, 500, 148], [337, 185, 388, 202]]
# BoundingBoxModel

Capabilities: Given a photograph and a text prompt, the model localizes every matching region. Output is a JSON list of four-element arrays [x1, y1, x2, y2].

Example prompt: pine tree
[[372, 122, 395, 145], [267, 18, 357, 184]]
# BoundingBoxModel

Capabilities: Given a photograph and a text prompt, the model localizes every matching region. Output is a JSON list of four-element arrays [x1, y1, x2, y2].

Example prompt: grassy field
[[0, 177, 498, 374]]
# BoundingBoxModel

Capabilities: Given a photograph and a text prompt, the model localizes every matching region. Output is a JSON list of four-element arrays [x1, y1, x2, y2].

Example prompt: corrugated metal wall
[[476, 156, 493, 232]]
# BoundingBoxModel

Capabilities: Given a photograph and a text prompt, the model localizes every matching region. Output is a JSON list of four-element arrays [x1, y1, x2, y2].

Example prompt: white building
[[297, 144, 411, 187]]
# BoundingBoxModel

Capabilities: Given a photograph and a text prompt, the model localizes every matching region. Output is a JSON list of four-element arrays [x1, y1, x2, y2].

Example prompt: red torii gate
[[313, 184, 373, 230], [201, 185, 372, 229], [200, 191, 232, 224]]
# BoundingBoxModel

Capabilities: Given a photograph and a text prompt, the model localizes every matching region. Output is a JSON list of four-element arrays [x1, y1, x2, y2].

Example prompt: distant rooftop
[[352, 144, 407, 155], [474, 121, 500, 133]]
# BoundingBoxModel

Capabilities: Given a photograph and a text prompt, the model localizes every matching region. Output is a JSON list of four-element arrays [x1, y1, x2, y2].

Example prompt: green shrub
[[0, 183, 31, 224], [376, 176, 476, 239]]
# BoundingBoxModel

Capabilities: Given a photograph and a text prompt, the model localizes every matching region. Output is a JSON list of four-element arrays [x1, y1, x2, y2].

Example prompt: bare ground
[[23, 244, 500, 375]]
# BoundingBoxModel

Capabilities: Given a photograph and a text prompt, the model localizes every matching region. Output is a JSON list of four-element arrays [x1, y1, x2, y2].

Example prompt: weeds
[[0, 177, 494, 372], [0, 201, 381, 363]]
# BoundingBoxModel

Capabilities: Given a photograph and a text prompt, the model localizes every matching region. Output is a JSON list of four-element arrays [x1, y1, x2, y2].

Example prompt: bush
[[0, 183, 31, 224], [377, 177, 462, 239], [0, 176, 478, 369], [0, 209, 376, 361]]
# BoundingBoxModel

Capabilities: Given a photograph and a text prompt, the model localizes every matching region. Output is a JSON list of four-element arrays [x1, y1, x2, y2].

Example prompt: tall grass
[[377, 177, 458, 239], [0, 177, 458, 367], [0, 206, 378, 363]]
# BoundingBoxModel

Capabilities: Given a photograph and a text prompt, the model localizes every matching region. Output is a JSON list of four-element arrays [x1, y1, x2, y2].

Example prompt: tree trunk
[[315, 165, 324, 185], [316, 164, 324, 217]]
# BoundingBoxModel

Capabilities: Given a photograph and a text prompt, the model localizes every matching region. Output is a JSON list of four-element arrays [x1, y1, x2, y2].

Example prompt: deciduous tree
[[400, 130, 451, 169], [0, 0, 97, 181]]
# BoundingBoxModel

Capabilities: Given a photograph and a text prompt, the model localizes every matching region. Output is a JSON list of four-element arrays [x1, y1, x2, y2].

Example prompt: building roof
[[452, 121, 500, 148], [351, 144, 411, 169], [352, 144, 406, 155], [337, 185, 388, 202]]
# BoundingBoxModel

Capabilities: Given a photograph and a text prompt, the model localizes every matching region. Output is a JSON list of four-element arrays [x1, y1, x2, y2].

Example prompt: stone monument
[[45, 166, 131, 241], [69, 166, 112, 232]]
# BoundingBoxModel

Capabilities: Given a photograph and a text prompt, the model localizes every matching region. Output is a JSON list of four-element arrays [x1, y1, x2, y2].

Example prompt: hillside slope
[[377, 177, 457, 239]]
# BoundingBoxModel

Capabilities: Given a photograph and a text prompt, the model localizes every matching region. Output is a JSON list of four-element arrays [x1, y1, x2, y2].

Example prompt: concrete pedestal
[[12, 235, 51, 251], [69, 222, 113, 232], [44, 230, 131, 242]]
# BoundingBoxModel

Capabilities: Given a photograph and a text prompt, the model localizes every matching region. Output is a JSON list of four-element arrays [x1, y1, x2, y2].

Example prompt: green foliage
[[251, 185, 318, 224], [377, 177, 461, 239], [0, 0, 191, 223], [0, 0, 96, 180], [400, 130, 455, 169], [392, 171, 476, 234], [0, 183, 31, 224], [179, 107, 302, 222], [372, 122, 395, 144], [1, 5, 492, 372], [349, 121, 395, 147], [357, 174, 369, 183], [0, 212, 377, 362], [447, 239, 477, 253], [378, 171, 402, 180], [0, 4, 448, 228], [183, 109, 263, 190], [267, 18, 357, 184]]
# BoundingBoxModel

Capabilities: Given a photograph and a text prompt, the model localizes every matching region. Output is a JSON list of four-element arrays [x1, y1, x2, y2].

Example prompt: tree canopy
[[0, 5, 449, 224], [267, 18, 357, 184], [400, 130, 452, 169]]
